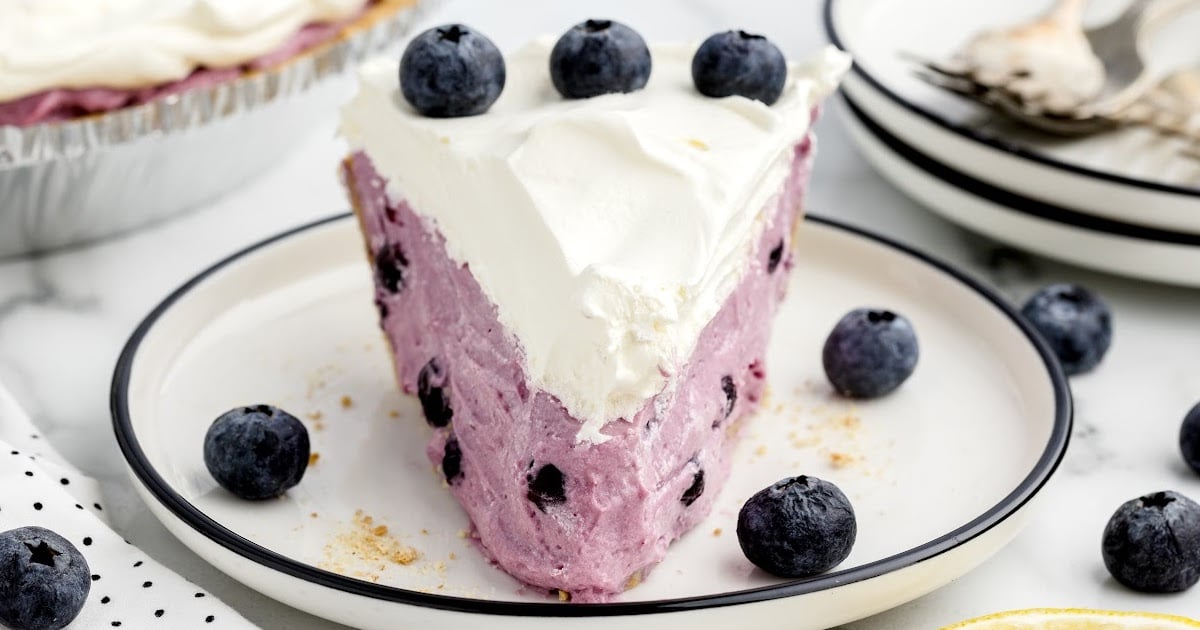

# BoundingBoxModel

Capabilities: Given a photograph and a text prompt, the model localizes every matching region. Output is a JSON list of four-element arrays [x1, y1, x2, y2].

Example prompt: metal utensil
[[913, 0, 1200, 135]]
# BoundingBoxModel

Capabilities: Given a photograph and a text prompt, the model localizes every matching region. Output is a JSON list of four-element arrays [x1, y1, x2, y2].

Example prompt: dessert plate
[[111, 213, 1070, 630], [823, 0, 1200, 235], [839, 97, 1200, 288]]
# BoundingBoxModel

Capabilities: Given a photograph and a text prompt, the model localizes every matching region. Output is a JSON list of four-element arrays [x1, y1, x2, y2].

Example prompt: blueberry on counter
[[400, 24, 506, 117], [691, 30, 787, 105], [550, 19, 652, 99], [0, 527, 90, 630], [1101, 491, 1200, 593], [822, 308, 919, 399], [1020, 283, 1112, 376], [1182, 402, 1200, 476], [204, 404, 310, 500], [737, 475, 856, 577]]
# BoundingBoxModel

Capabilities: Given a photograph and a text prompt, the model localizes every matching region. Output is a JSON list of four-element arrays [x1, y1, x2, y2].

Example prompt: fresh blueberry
[[737, 475, 856, 577], [691, 30, 788, 105], [822, 308, 919, 399], [203, 404, 310, 500], [721, 375, 737, 419], [1021, 283, 1112, 376], [0, 527, 90, 630], [1182, 402, 1200, 476], [399, 24, 506, 118], [549, 19, 652, 99], [767, 239, 784, 274], [417, 358, 453, 428], [442, 435, 463, 484], [375, 242, 408, 294], [1101, 491, 1200, 593], [680, 468, 706, 507], [526, 463, 566, 511]]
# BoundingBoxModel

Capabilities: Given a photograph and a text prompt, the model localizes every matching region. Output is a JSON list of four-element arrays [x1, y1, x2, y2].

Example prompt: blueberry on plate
[[400, 24, 506, 118], [1182, 402, 1200, 475], [1101, 490, 1200, 593], [0, 527, 90, 630], [822, 308, 919, 399], [204, 404, 310, 500], [1020, 283, 1112, 376], [691, 30, 788, 105], [550, 19, 652, 99], [737, 475, 856, 577]]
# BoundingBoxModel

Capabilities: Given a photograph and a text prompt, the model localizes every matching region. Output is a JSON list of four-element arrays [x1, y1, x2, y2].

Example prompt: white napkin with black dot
[[0, 383, 254, 629]]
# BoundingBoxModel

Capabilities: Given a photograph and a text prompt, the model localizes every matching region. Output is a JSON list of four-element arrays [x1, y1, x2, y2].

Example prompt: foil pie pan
[[0, 0, 435, 258]]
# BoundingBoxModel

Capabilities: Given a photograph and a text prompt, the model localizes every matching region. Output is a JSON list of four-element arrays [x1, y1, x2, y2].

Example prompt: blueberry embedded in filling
[[767, 239, 784, 274], [375, 242, 409, 293], [680, 468, 706, 506], [526, 463, 567, 511], [417, 358, 454, 428], [722, 375, 737, 418], [442, 436, 463, 484]]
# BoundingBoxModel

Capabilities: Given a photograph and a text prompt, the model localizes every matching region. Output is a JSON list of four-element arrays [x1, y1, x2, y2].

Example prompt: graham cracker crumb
[[754, 445, 768, 456], [319, 510, 421, 581], [456, 529, 469, 539], [686, 138, 709, 151], [389, 410, 401, 419], [439, 136, 451, 144], [310, 512, 319, 519], [341, 395, 354, 409], [829, 452, 857, 469], [308, 453, 320, 467], [420, 529, 429, 536], [837, 414, 861, 430], [449, 552, 456, 561], [712, 528, 723, 537], [307, 411, 324, 421], [625, 571, 642, 590], [558, 590, 571, 602]]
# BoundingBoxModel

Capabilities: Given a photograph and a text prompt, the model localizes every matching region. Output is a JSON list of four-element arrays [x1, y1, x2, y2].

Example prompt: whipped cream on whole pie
[[341, 38, 850, 442], [0, 0, 367, 102]]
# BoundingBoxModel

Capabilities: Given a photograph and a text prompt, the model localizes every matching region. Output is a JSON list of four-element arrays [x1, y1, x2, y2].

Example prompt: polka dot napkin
[[0, 383, 252, 629]]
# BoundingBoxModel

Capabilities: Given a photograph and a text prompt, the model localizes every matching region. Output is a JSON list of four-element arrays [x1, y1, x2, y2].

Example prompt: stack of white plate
[[824, 0, 1200, 287]]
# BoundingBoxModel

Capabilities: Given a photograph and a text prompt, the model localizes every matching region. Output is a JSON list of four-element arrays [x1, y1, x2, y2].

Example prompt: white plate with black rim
[[823, 0, 1200, 240], [111, 213, 1070, 630]]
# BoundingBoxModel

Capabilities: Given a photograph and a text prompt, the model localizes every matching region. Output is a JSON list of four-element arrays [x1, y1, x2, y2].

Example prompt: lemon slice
[[940, 608, 1200, 629]]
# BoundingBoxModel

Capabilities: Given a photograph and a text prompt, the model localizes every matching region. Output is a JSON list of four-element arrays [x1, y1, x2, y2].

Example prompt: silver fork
[[913, 0, 1200, 135]]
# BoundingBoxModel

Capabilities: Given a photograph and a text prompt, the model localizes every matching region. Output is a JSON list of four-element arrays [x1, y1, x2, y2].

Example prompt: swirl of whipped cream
[[0, 0, 366, 103], [342, 39, 850, 442]]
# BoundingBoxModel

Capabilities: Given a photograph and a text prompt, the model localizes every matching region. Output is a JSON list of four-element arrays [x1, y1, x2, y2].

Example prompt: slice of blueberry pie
[[339, 21, 849, 601]]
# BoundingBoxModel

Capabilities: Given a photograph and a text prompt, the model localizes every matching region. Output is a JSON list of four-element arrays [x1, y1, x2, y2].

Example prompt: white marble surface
[[2, 0, 1199, 627]]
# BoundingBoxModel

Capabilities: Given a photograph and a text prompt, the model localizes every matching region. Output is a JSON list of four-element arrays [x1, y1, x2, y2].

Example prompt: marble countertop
[[2, 0, 1199, 627]]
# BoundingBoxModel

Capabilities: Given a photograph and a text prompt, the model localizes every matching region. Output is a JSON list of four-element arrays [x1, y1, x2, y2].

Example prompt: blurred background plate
[[824, 0, 1200, 239], [839, 96, 1200, 287]]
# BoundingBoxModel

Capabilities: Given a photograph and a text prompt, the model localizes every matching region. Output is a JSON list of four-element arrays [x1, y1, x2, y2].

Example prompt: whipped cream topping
[[342, 38, 849, 443], [0, 0, 366, 102]]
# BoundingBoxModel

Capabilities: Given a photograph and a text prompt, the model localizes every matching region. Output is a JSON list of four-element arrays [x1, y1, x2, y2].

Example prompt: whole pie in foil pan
[[0, 0, 432, 258]]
